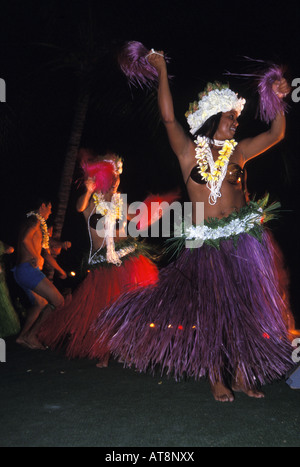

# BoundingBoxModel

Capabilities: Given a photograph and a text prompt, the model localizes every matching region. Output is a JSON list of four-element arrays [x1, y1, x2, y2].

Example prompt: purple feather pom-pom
[[225, 58, 289, 124], [258, 65, 288, 124], [118, 41, 170, 89]]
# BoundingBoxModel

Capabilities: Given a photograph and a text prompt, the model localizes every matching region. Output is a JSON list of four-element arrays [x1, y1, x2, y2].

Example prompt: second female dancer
[[38, 152, 159, 366]]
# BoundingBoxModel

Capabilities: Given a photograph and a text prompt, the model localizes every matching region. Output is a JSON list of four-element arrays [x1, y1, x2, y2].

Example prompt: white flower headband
[[185, 82, 246, 135], [103, 156, 123, 175]]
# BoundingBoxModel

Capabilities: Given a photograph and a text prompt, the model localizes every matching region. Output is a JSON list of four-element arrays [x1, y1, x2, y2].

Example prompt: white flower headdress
[[185, 82, 246, 135], [103, 156, 123, 175]]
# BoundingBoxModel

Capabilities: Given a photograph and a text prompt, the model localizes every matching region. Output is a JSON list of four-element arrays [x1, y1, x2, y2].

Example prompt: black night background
[[1, 0, 300, 449], [0, 0, 299, 325]]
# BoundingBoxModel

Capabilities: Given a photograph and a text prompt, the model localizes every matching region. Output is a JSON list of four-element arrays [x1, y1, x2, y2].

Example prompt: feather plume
[[118, 40, 171, 89], [225, 58, 288, 124], [136, 190, 181, 232], [79, 149, 117, 194], [257, 64, 288, 124]]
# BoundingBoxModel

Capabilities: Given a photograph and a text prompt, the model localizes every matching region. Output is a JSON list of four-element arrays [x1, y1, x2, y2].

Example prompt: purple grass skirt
[[89, 230, 294, 388]]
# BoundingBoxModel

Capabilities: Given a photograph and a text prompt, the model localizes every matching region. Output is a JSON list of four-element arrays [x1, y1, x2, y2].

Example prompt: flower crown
[[103, 155, 123, 175], [185, 81, 246, 135], [81, 154, 123, 194]]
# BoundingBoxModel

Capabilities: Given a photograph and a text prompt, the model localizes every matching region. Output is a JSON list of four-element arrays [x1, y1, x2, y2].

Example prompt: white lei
[[26, 211, 50, 249], [89, 192, 124, 266], [194, 137, 237, 205], [185, 210, 263, 242]]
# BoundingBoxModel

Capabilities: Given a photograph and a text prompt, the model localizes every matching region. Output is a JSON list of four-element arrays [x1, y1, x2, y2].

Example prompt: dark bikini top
[[89, 213, 122, 231], [187, 163, 245, 186]]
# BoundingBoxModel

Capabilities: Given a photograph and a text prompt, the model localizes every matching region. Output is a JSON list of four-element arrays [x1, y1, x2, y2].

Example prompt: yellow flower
[[219, 148, 230, 157], [195, 137, 236, 187]]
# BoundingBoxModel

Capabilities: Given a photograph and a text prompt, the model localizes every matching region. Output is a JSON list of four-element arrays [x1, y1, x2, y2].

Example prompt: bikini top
[[89, 213, 122, 231], [187, 163, 245, 186]]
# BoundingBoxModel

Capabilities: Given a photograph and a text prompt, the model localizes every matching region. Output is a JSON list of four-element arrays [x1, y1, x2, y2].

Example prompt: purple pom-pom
[[118, 41, 170, 89], [258, 65, 288, 124], [225, 58, 289, 124]]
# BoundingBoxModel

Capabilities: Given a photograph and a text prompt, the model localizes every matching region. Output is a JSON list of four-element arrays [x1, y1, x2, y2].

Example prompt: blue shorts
[[13, 262, 46, 304]]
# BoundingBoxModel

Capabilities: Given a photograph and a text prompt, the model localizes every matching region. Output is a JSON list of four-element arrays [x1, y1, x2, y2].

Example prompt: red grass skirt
[[38, 251, 158, 359]]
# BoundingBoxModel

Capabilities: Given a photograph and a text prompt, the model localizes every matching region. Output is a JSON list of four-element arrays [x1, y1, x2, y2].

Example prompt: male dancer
[[13, 199, 65, 349]]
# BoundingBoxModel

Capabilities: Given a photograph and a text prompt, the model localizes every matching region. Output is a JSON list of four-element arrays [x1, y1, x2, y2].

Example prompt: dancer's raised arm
[[147, 51, 195, 165], [239, 78, 290, 164]]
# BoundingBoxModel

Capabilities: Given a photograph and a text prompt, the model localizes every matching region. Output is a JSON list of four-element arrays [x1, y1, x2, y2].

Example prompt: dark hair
[[31, 197, 52, 211], [193, 112, 222, 140]]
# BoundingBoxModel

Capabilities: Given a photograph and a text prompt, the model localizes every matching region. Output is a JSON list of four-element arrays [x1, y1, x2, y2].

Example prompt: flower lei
[[92, 192, 123, 219], [194, 137, 237, 205], [26, 212, 50, 249], [185, 210, 264, 244], [165, 195, 280, 256], [91, 192, 124, 266]]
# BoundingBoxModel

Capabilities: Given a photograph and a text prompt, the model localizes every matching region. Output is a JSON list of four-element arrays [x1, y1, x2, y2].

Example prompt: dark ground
[[0, 337, 299, 448], [1, 0, 300, 451]]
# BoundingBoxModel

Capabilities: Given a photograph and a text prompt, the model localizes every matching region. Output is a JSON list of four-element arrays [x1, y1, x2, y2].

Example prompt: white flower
[[183, 212, 261, 242], [194, 137, 237, 205], [187, 88, 246, 135]]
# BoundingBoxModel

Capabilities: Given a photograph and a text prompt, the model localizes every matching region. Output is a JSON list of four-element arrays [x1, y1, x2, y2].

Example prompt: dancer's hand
[[146, 49, 166, 73], [272, 77, 291, 99], [31, 255, 44, 270], [85, 177, 96, 193], [58, 270, 67, 280]]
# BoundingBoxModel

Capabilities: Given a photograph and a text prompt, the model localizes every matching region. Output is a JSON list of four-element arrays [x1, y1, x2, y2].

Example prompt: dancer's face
[[214, 110, 239, 140], [40, 202, 52, 220], [111, 175, 120, 193]]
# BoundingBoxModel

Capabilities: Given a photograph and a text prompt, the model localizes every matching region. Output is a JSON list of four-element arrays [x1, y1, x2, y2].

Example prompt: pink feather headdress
[[79, 149, 119, 194]]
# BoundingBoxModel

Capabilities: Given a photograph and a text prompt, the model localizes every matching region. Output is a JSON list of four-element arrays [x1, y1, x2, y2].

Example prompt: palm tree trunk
[[53, 91, 90, 241]]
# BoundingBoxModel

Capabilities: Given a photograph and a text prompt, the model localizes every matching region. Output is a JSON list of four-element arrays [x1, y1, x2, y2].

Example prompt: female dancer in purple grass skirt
[[89, 45, 295, 401]]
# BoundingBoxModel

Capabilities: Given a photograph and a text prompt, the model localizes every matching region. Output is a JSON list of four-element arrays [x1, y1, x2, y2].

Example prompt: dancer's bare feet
[[16, 335, 46, 350], [232, 368, 265, 398], [210, 380, 235, 402], [232, 384, 265, 399], [96, 352, 110, 368]]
